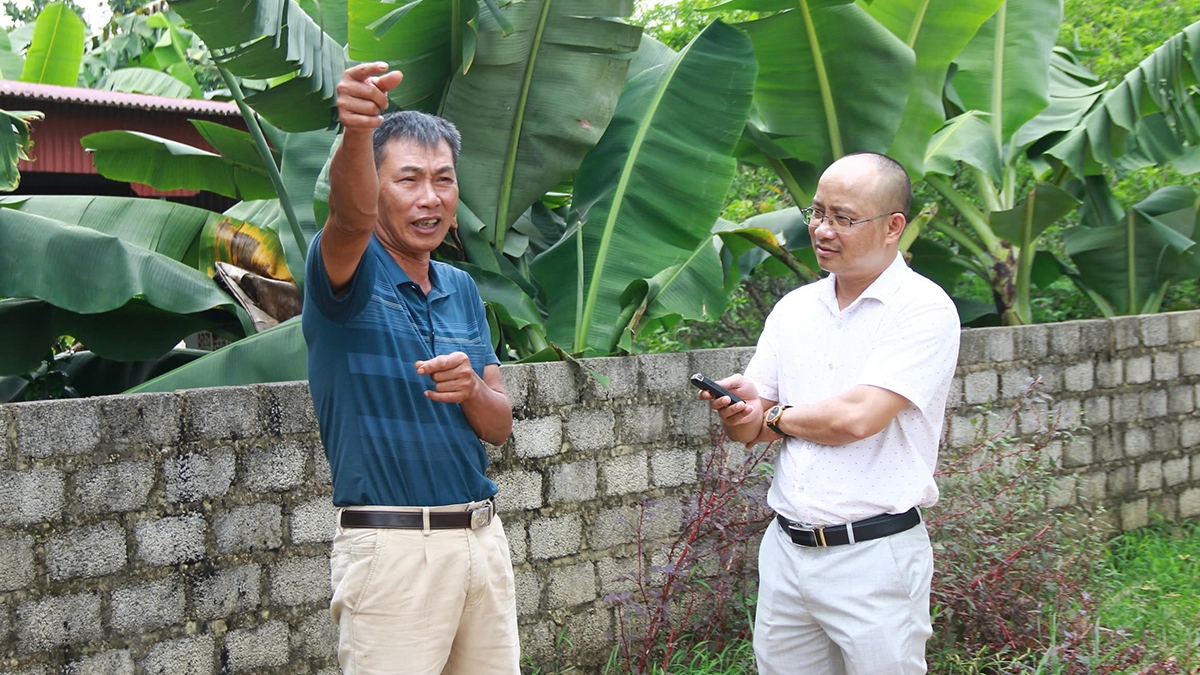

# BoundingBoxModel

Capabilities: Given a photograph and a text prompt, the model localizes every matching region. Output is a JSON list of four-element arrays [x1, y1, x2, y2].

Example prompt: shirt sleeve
[[304, 230, 376, 325], [745, 305, 782, 403], [857, 297, 960, 414]]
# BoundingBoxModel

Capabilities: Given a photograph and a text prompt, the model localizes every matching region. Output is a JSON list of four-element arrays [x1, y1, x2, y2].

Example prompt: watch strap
[[766, 405, 792, 436]]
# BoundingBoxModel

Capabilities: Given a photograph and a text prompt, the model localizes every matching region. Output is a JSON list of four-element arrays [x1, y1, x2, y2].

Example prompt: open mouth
[[411, 217, 441, 231]]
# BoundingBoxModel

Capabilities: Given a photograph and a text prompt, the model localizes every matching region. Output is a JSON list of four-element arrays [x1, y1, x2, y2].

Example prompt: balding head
[[828, 152, 911, 221]]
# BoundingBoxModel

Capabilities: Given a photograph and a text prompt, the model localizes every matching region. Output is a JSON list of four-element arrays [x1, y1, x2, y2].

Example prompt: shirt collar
[[369, 235, 455, 300], [818, 252, 909, 314]]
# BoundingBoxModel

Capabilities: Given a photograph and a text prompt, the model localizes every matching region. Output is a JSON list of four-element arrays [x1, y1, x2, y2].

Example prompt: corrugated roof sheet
[[0, 80, 240, 115]]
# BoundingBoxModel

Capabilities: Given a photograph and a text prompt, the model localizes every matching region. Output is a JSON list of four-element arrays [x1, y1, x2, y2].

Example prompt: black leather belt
[[776, 507, 921, 547], [341, 500, 494, 530]]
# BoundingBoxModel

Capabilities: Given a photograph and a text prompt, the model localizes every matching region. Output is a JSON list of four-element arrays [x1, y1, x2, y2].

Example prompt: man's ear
[[885, 213, 907, 244]]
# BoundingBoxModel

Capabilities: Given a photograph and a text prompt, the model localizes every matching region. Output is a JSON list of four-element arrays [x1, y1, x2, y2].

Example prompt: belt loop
[[422, 507, 431, 535], [845, 521, 855, 545]]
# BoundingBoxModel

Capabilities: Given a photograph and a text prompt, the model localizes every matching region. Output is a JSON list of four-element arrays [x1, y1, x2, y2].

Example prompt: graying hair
[[373, 110, 462, 166]]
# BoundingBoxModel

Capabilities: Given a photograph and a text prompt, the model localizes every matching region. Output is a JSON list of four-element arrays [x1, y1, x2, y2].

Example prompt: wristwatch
[[765, 404, 792, 436]]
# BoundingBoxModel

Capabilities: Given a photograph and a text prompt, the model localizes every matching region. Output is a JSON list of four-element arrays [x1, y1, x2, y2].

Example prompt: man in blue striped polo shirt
[[303, 61, 519, 674]]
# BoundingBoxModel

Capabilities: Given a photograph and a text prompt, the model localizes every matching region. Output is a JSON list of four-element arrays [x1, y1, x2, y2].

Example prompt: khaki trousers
[[329, 505, 520, 675], [754, 518, 934, 675]]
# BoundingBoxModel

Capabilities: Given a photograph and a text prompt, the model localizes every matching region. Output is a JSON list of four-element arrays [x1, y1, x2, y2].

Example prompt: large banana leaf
[[0, 30, 25, 79], [348, 0, 479, 112], [141, 12, 204, 97], [1064, 184, 1199, 316], [198, 216, 294, 282], [0, 195, 235, 262], [0, 209, 250, 338], [1014, 47, 1107, 155], [730, 0, 914, 193], [81, 129, 277, 201], [443, 0, 642, 250], [0, 298, 240, 376], [97, 67, 195, 98], [949, 0, 1062, 149], [20, 3, 84, 86], [1043, 21, 1200, 177], [866, 0, 1003, 178], [0, 349, 206, 403], [619, 238, 728, 346], [171, 0, 344, 132], [530, 21, 757, 353], [0, 109, 41, 192], [128, 317, 307, 393], [276, 127, 338, 285], [925, 111, 1003, 183]]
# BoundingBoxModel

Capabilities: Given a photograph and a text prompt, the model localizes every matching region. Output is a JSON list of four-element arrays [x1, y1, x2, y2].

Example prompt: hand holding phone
[[689, 372, 743, 405]]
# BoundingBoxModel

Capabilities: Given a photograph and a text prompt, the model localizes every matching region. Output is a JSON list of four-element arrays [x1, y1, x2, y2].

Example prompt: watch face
[[767, 405, 782, 424]]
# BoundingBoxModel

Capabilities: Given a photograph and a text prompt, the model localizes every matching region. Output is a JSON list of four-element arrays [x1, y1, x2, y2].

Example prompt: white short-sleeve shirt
[[745, 253, 961, 526]]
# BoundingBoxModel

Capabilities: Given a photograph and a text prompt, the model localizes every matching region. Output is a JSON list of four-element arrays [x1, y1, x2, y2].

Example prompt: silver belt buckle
[[469, 501, 493, 529]]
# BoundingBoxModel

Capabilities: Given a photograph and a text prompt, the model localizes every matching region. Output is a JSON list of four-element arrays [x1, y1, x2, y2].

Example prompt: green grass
[[1096, 518, 1200, 669]]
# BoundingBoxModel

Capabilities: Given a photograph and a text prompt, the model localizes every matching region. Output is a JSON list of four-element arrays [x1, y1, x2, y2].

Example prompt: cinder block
[[0, 535, 34, 592], [1015, 324, 1049, 359], [136, 514, 206, 566], [1111, 393, 1140, 424], [298, 611, 337, 659], [957, 329, 987, 364], [1169, 385, 1195, 415], [73, 461, 155, 515], [1107, 465, 1136, 496], [1061, 435, 1093, 469], [1111, 316, 1141, 350], [1083, 396, 1111, 426], [512, 417, 562, 459], [601, 452, 649, 496], [1034, 363, 1063, 393], [269, 556, 329, 606], [1169, 311, 1200, 343], [290, 498, 337, 545], [1095, 429, 1122, 462], [1048, 475, 1076, 509], [597, 556, 640, 596], [181, 387, 262, 442], [312, 443, 331, 485], [1154, 352, 1180, 381], [1094, 358, 1123, 388], [499, 365, 529, 410], [638, 352, 690, 396], [641, 498, 683, 541], [17, 593, 102, 652], [1137, 460, 1163, 491], [98, 393, 179, 448], [581, 356, 639, 401], [46, 521, 126, 581], [546, 561, 596, 609], [1181, 347, 1200, 376], [1154, 423, 1179, 456], [243, 440, 307, 492], [141, 635, 215, 675], [528, 361, 579, 407], [1180, 487, 1200, 519], [732, 346, 758, 372], [1144, 389, 1168, 419], [110, 577, 184, 633], [1124, 428, 1152, 458], [1063, 361, 1094, 392], [12, 399, 99, 458], [1140, 314, 1170, 347], [0, 410, 7, 467], [1048, 322, 1081, 356], [558, 607, 613, 657], [670, 398, 713, 441], [688, 349, 739, 384], [619, 406, 666, 445], [1120, 498, 1150, 530], [223, 620, 289, 671], [515, 570, 541, 616], [65, 650, 135, 675], [215, 504, 282, 554], [264, 381, 317, 435], [999, 368, 1034, 400], [1124, 356, 1152, 384], [529, 514, 582, 559], [589, 506, 638, 550], [165, 447, 236, 503], [1078, 319, 1112, 353], [1164, 457, 1190, 487], [963, 371, 997, 405], [947, 376, 963, 408], [1079, 472, 1107, 502], [650, 448, 697, 488], [948, 414, 980, 447], [548, 460, 597, 504], [493, 470, 543, 513], [191, 564, 261, 620], [567, 409, 615, 453], [503, 517, 526, 565], [1053, 399, 1083, 430]]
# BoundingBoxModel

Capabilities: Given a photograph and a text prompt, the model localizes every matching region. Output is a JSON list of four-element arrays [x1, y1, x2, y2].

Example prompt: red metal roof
[[0, 80, 240, 115]]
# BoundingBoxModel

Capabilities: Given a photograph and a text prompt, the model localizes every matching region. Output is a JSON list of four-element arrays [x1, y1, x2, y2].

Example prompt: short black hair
[[373, 110, 462, 167], [844, 151, 912, 220]]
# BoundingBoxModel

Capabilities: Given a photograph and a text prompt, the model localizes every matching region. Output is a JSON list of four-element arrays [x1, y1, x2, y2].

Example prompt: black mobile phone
[[689, 372, 743, 405]]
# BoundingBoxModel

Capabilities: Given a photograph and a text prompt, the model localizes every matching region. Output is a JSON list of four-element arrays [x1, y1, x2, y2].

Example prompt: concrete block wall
[[2, 312, 1200, 673]]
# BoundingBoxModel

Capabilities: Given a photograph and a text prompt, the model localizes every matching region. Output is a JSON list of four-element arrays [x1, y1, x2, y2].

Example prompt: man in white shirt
[[705, 152, 961, 674]]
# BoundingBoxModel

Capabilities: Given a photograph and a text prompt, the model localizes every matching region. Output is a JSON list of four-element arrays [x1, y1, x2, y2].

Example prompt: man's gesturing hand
[[416, 352, 482, 403], [336, 62, 404, 130]]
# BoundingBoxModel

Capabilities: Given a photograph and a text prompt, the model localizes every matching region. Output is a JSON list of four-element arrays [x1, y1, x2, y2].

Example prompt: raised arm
[[321, 62, 404, 294]]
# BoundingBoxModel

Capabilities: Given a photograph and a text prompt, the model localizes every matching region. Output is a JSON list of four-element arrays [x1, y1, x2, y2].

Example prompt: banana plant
[[0, 108, 42, 191], [1062, 180, 1200, 316], [19, 2, 85, 86]]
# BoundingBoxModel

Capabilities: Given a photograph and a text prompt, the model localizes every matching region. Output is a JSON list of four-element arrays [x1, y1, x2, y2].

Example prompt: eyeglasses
[[801, 206, 898, 233]]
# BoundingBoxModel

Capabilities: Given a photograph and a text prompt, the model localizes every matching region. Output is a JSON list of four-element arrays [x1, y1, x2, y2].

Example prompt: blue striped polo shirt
[[302, 231, 501, 507]]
